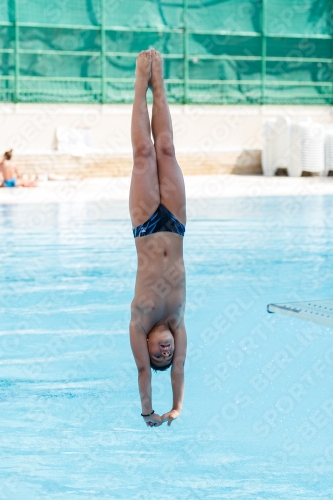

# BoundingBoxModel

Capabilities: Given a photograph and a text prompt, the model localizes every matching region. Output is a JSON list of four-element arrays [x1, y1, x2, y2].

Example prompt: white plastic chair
[[288, 122, 303, 177], [274, 116, 291, 172], [262, 117, 291, 176], [325, 129, 333, 176], [288, 120, 325, 177], [262, 119, 277, 176], [56, 126, 93, 157]]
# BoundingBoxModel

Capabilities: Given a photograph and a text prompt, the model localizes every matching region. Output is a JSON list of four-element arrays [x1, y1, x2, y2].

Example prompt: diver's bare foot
[[135, 50, 152, 90], [151, 49, 164, 92]]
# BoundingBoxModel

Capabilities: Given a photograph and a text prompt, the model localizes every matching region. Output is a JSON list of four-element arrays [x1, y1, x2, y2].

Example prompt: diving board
[[267, 301, 333, 328]]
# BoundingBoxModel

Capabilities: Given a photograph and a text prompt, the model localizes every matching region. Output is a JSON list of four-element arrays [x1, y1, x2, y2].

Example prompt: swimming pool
[[1, 196, 333, 499]]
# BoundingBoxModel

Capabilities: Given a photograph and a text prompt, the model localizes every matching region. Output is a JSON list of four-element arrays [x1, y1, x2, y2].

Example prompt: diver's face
[[147, 327, 174, 367]]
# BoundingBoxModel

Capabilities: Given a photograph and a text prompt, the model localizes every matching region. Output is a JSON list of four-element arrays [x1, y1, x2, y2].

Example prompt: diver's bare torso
[[132, 232, 186, 333]]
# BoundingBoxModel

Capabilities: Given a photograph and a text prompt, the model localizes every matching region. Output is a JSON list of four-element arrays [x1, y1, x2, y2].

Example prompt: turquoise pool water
[[1, 196, 333, 499]]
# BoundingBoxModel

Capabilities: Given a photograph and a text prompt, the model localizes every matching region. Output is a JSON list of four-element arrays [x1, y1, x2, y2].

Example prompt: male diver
[[129, 49, 187, 427]]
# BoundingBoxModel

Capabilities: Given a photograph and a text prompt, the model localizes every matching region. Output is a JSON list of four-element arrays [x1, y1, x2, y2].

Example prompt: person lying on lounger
[[0, 150, 36, 187], [129, 49, 187, 428]]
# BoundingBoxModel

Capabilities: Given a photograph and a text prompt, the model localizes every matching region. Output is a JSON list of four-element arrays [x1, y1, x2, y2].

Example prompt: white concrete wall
[[0, 103, 332, 155]]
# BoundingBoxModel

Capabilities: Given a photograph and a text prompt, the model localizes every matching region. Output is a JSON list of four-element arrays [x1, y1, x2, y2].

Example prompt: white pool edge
[[1, 175, 333, 204]]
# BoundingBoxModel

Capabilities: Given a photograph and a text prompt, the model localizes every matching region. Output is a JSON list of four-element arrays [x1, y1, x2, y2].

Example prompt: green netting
[[18, 79, 101, 102], [266, 37, 332, 59], [264, 84, 332, 105], [189, 34, 261, 57], [105, 31, 183, 55], [266, 61, 331, 82], [0, 0, 14, 23], [0, 52, 14, 75], [20, 54, 101, 78], [189, 59, 261, 81], [0, 78, 14, 102], [266, 0, 332, 36], [19, 27, 101, 52], [0, 0, 332, 104], [188, 0, 262, 32], [104, 0, 183, 29], [0, 26, 14, 49], [18, 0, 101, 26], [187, 83, 262, 104]]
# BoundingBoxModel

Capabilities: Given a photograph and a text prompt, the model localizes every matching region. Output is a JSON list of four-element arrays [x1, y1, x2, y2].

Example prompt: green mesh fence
[[0, 0, 332, 104]]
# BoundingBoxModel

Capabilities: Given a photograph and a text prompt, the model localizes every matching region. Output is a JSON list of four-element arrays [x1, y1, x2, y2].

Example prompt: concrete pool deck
[[1, 175, 333, 204]]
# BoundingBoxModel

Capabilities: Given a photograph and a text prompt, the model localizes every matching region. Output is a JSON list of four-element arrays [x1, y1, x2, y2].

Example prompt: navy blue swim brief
[[133, 204, 185, 238]]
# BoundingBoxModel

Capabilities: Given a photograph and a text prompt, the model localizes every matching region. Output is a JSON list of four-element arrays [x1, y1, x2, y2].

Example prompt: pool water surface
[[0, 196, 333, 499]]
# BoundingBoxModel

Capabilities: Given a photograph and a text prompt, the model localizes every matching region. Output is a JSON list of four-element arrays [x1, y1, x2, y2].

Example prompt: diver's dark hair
[[4, 150, 12, 160], [150, 360, 172, 372]]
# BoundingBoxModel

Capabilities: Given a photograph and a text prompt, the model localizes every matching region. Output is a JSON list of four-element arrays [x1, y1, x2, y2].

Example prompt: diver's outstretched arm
[[161, 320, 187, 426], [129, 316, 163, 427]]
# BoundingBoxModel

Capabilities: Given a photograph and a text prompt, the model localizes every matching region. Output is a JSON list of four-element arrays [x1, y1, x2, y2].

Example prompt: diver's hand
[[143, 413, 162, 427], [161, 409, 180, 426]]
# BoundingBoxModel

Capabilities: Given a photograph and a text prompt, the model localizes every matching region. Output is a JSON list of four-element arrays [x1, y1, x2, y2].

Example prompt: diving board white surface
[[267, 301, 333, 328]]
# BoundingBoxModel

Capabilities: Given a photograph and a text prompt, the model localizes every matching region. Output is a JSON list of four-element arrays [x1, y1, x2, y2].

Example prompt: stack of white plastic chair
[[325, 127, 333, 176], [288, 122, 303, 177], [274, 116, 291, 172], [262, 116, 291, 176], [262, 119, 277, 176], [288, 120, 326, 177]]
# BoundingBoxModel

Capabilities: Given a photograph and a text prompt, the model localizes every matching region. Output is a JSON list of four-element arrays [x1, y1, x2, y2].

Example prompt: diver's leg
[[151, 50, 186, 226], [129, 50, 160, 228]]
